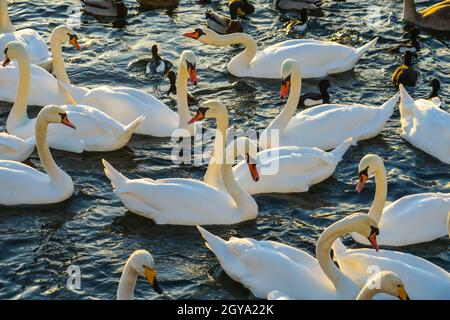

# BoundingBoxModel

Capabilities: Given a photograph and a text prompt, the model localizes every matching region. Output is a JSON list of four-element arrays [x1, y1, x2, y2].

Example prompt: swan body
[[0, 105, 75, 205], [197, 214, 409, 300], [0, 0, 52, 70], [103, 100, 259, 226], [403, 0, 450, 32], [232, 137, 353, 194], [184, 28, 378, 79], [332, 239, 450, 300], [0, 133, 34, 162], [4, 41, 143, 153], [353, 154, 450, 246], [260, 59, 399, 150], [399, 84, 450, 164], [117, 250, 163, 300]]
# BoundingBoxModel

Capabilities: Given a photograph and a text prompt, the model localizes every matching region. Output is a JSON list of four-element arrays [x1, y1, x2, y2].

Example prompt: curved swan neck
[[356, 285, 380, 300], [50, 31, 70, 84], [368, 164, 387, 223], [35, 116, 64, 181], [316, 221, 359, 296], [0, 1, 14, 33], [176, 63, 190, 130], [6, 48, 30, 131], [117, 262, 138, 300], [266, 66, 301, 135]]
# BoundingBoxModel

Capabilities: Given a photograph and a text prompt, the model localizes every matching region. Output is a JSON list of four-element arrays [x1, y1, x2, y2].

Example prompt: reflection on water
[[0, 0, 448, 299]]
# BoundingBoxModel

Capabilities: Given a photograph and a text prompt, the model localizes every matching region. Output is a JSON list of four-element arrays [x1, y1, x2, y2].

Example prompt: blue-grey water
[[0, 0, 448, 300]]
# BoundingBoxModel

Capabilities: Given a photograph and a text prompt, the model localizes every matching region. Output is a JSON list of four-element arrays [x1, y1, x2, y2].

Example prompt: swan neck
[[6, 49, 30, 131], [117, 263, 138, 300], [176, 65, 190, 131], [50, 35, 70, 84], [0, 1, 14, 33], [211, 33, 257, 73], [35, 118, 63, 181], [356, 285, 379, 300], [403, 0, 419, 21], [368, 165, 387, 223]]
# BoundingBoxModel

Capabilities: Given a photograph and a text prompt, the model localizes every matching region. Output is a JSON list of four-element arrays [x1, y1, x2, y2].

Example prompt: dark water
[[0, 0, 449, 300]]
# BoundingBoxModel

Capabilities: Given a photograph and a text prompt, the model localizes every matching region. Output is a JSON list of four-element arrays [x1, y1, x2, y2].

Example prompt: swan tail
[[398, 84, 415, 118], [331, 238, 348, 259], [197, 225, 227, 254], [354, 37, 378, 60], [102, 159, 128, 189], [330, 137, 353, 161], [124, 116, 145, 136], [381, 92, 400, 116]]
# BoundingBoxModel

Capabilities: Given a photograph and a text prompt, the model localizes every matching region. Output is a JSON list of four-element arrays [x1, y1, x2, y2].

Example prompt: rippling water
[[0, 0, 449, 300]]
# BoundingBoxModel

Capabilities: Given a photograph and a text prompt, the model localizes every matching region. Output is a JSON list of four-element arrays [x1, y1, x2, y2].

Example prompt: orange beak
[[248, 163, 259, 182], [356, 174, 368, 193], [367, 233, 379, 252], [2, 57, 10, 67], [280, 80, 290, 99], [70, 37, 82, 51], [188, 66, 198, 85], [183, 31, 200, 39], [188, 111, 205, 124], [62, 115, 76, 129]]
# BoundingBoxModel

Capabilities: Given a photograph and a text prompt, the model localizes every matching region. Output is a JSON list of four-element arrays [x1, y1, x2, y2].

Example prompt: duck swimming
[[137, 0, 180, 8], [427, 78, 447, 109], [275, 0, 324, 11], [205, 9, 244, 35], [298, 79, 330, 108], [229, 0, 255, 19], [403, 0, 450, 32], [146, 44, 173, 75], [81, 0, 128, 18], [388, 27, 420, 54], [281, 8, 309, 34], [392, 51, 418, 88]]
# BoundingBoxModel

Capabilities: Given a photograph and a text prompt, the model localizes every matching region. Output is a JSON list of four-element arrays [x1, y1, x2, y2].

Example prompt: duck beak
[[61, 114, 76, 129], [367, 232, 379, 252], [144, 267, 163, 294], [188, 66, 198, 85], [280, 79, 290, 99], [2, 57, 10, 67], [397, 286, 410, 300], [248, 163, 259, 182], [356, 174, 367, 193], [183, 30, 200, 39], [188, 110, 205, 124]]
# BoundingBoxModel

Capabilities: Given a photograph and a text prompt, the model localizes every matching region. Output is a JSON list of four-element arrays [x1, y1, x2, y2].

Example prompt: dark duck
[[299, 79, 331, 108], [146, 44, 173, 75], [205, 9, 244, 34], [392, 51, 418, 88], [427, 78, 447, 109], [281, 8, 309, 34], [388, 27, 420, 54]]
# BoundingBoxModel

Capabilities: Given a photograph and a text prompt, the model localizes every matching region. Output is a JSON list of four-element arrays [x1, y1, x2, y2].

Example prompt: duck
[[0, 0, 52, 71], [228, 0, 255, 19], [102, 100, 260, 226], [145, 44, 173, 75], [0, 133, 34, 162], [183, 28, 378, 79], [298, 79, 330, 108], [166, 70, 198, 105], [391, 51, 418, 88], [352, 154, 450, 246], [280, 8, 309, 34], [388, 27, 420, 54], [427, 78, 447, 109], [259, 59, 399, 151], [399, 84, 450, 164], [403, 0, 450, 32], [81, 0, 128, 18], [0, 105, 75, 205], [136, 0, 180, 8], [231, 137, 353, 194], [275, 0, 324, 11], [205, 9, 244, 35], [117, 250, 163, 300], [331, 238, 450, 299], [196, 214, 411, 300], [3, 41, 143, 153]]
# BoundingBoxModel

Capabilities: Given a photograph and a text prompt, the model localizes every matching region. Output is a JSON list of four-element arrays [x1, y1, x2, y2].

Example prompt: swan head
[[342, 213, 380, 251], [179, 50, 198, 85], [280, 59, 300, 99], [2, 41, 28, 67], [226, 137, 259, 182], [365, 271, 410, 300], [51, 25, 81, 51], [126, 250, 163, 294], [188, 100, 228, 124], [356, 154, 384, 193], [183, 28, 216, 43], [37, 105, 76, 129]]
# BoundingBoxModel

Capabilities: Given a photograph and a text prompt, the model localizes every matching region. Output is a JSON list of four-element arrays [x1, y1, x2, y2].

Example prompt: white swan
[[0, 133, 34, 162], [0, 0, 52, 70], [117, 250, 163, 300], [103, 100, 259, 225], [231, 137, 353, 194], [197, 214, 412, 300], [183, 28, 377, 79], [399, 84, 450, 164], [0, 105, 75, 205], [259, 59, 400, 151], [352, 154, 450, 246], [331, 239, 450, 300], [0, 25, 81, 106], [4, 41, 143, 153]]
